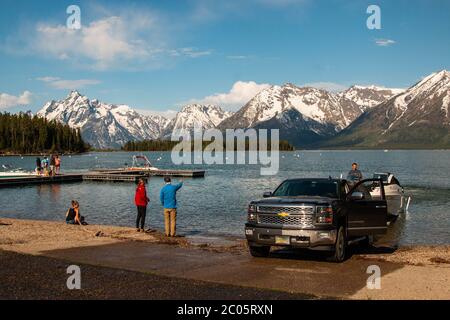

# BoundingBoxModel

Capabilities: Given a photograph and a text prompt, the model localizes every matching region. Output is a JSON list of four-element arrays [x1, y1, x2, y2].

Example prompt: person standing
[[35, 157, 42, 175], [134, 178, 149, 232], [347, 162, 363, 185], [55, 155, 61, 175], [160, 177, 183, 237], [49, 155, 56, 176]]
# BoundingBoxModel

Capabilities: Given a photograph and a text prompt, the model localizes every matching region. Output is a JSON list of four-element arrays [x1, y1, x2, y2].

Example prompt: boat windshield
[[273, 180, 339, 198], [373, 173, 389, 182]]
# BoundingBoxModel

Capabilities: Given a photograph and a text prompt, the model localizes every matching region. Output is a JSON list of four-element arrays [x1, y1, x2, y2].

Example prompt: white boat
[[370, 172, 408, 218], [125, 155, 159, 171], [0, 169, 37, 178]]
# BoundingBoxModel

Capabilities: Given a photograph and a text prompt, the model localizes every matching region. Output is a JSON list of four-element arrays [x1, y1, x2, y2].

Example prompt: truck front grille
[[256, 205, 315, 227], [257, 205, 314, 215], [258, 214, 314, 227]]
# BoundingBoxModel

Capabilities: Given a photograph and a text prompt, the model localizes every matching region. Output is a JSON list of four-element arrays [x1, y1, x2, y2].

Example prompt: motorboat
[[126, 155, 159, 171], [0, 168, 37, 178], [369, 172, 409, 218]]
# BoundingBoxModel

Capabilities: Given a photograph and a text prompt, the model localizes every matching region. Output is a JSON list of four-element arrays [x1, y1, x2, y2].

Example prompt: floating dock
[[93, 168, 206, 178], [0, 168, 205, 187], [0, 174, 83, 188], [82, 173, 148, 183]]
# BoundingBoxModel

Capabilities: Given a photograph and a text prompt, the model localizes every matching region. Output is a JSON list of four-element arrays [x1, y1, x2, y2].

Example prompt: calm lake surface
[[1, 150, 450, 245]]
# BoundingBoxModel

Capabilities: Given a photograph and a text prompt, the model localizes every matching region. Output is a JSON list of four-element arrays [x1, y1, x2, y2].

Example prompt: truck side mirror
[[349, 191, 364, 201], [263, 191, 273, 198]]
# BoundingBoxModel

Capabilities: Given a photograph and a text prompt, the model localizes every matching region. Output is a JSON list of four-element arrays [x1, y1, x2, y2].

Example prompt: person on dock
[[55, 155, 61, 175], [35, 157, 42, 175], [135, 178, 149, 232], [160, 176, 183, 237], [49, 155, 56, 176], [347, 162, 363, 185], [65, 200, 86, 225], [41, 157, 49, 176]]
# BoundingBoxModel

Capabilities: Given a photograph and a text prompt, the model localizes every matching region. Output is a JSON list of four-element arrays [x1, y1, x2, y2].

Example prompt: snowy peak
[[162, 104, 233, 137], [179, 104, 232, 127], [393, 70, 450, 111], [37, 91, 170, 149], [325, 70, 450, 148], [339, 85, 404, 111], [220, 83, 349, 130]]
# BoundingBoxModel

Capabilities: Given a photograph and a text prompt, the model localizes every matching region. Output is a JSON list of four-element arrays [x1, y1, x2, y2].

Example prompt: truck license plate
[[275, 236, 290, 245]]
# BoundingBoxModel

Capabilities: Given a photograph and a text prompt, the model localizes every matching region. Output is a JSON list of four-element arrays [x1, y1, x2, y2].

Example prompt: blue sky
[[1, 0, 449, 116]]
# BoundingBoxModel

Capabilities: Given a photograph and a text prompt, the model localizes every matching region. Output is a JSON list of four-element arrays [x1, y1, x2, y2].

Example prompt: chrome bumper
[[245, 226, 337, 249]]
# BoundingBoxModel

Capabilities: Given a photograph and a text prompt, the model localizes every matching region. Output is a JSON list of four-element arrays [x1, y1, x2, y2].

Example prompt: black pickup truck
[[244, 178, 388, 262]]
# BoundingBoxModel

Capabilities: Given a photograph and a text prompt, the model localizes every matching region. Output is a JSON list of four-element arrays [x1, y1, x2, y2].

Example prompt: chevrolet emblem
[[278, 212, 289, 217]]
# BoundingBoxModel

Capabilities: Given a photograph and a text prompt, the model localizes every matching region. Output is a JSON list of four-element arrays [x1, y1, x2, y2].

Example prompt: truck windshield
[[273, 180, 339, 198]]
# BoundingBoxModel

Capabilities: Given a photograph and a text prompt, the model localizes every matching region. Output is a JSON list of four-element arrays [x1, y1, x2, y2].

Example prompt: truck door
[[346, 179, 387, 236]]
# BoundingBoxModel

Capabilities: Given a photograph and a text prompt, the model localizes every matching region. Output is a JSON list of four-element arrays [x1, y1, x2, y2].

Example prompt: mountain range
[[324, 70, 450, 148], [36, 70, 450, 149]]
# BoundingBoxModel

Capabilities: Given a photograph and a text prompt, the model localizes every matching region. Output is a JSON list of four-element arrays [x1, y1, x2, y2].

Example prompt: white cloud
[[188, 81, 271, 110], [0, 91, 32, 109], [6, 8, 212, 70], [302, 82, 348, 93], [375, 39, 396, 47], [37, 77, 101, 90], [32, 16, 157, 70]]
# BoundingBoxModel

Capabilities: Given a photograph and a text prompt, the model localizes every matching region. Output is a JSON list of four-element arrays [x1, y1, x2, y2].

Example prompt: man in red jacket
[[134, 178, 150, 232]]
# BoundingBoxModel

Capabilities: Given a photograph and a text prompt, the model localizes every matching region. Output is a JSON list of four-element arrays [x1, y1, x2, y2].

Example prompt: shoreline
[[1, 218, 449, 299]]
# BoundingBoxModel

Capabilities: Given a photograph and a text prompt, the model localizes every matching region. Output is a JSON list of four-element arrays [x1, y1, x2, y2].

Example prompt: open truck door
[[346, 178, 388, 237]]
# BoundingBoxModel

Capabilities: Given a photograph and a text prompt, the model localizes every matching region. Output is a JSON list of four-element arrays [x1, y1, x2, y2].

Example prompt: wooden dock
[[0, 174, 83, 188], [93, 168, 206, 178], [82, 173, 148, 183], [0, 167, 205, 188]]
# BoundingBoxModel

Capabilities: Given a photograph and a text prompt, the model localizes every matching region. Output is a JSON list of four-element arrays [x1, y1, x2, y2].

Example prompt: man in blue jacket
[[160, 176, 183, 237]]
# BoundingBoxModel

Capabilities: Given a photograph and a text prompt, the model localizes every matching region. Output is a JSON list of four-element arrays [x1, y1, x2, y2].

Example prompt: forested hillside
[[0, 112, 87, 154]]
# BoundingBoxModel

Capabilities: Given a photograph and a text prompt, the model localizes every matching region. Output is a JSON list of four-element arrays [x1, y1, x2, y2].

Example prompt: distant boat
[[0, 169, 36, 178], [124, 155, 159, 171]]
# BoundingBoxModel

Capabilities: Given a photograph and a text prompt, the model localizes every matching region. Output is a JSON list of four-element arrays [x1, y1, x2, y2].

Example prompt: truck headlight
[[315, 206, 333, 224], [248, 204, 257, 222]]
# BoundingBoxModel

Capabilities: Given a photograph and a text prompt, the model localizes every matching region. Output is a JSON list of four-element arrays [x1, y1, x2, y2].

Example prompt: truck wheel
[[330, 226, 347, 263], [249, 245, 271, 258]]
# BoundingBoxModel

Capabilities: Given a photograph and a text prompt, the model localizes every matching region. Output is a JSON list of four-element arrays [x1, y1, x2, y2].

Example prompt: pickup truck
[[244, 178, 388, 262]]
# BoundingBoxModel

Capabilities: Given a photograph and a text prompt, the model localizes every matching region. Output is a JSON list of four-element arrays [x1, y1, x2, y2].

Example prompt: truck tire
[[330, 226, 347, 262], [249, 245, 271, 258]]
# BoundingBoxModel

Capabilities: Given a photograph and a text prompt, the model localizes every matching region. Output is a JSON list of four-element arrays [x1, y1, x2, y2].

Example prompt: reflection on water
[[1, 150, 450, 245]]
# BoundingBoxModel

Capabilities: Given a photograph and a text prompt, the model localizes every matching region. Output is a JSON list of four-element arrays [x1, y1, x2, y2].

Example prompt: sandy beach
[[1, 218, 449, 300]]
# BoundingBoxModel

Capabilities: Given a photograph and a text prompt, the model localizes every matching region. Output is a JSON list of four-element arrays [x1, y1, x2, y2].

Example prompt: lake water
[[1, 150, 450, 245]]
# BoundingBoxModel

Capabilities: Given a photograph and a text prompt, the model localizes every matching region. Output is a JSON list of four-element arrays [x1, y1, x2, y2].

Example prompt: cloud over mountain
[[0, 91, 32, 109]]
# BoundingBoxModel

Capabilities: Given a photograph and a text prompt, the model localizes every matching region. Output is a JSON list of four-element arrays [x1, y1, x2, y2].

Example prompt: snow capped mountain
[[338, 85, 404, 112], [325, 70, 450, 148], [37, 91, 170, 149], [162, 104, 233, 138], [219, 83, 402, 132], [219, 83, 347, 130], [36, 72, 448, 149]]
